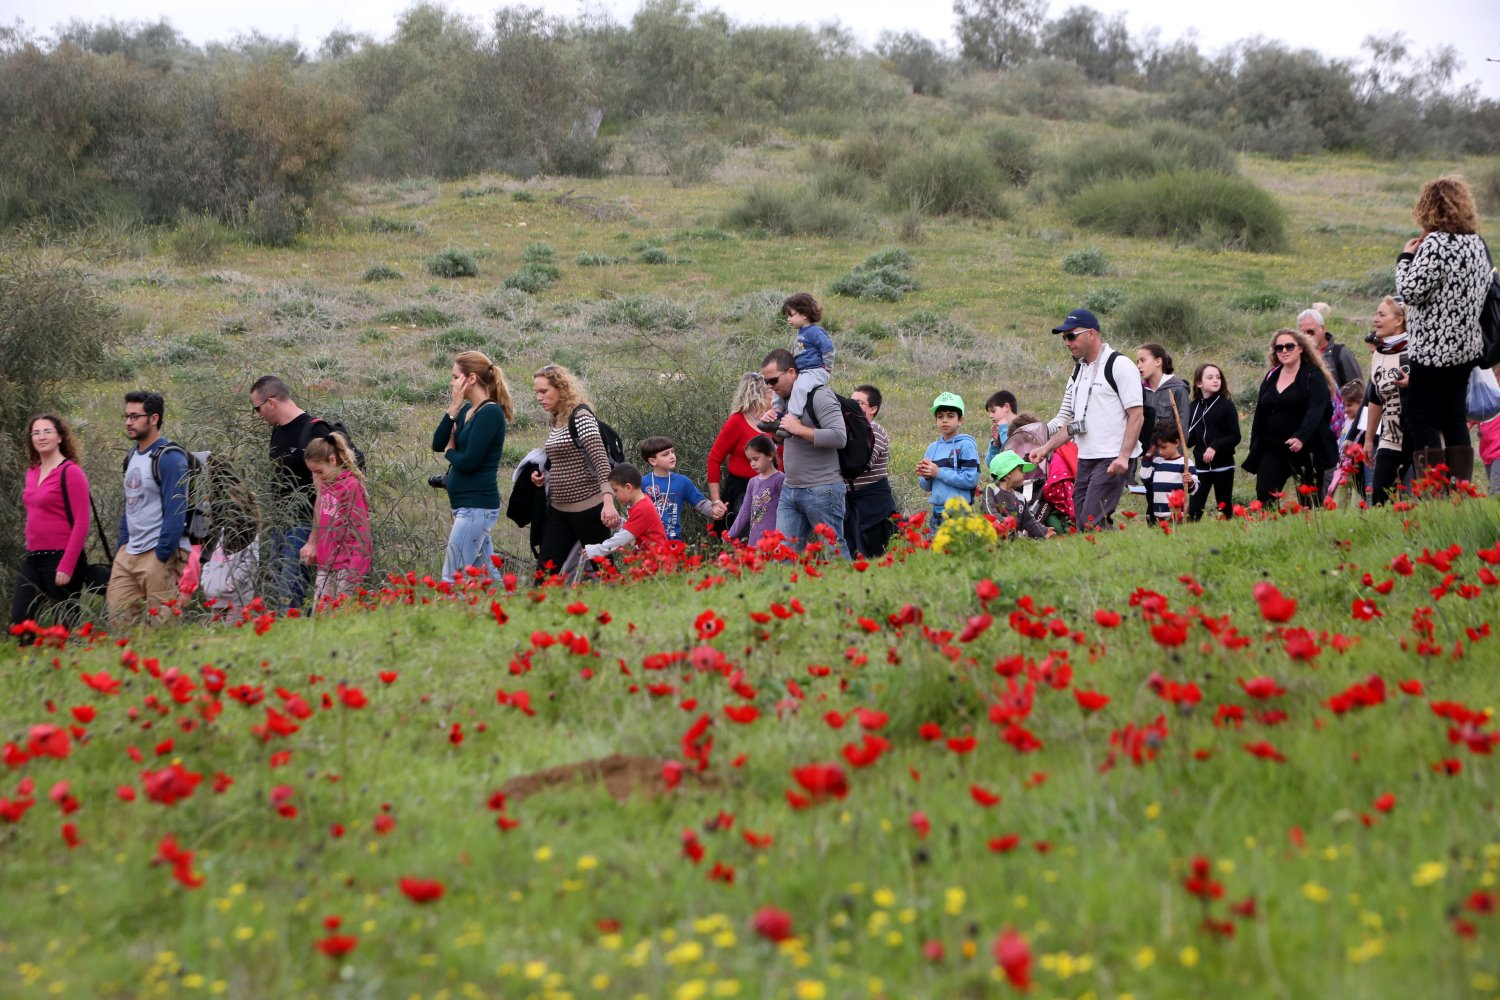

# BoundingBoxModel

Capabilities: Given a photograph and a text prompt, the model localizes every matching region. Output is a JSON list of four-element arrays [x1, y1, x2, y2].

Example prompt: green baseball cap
[[930, 391, 965, 416], [989, 452, 1037, 479]]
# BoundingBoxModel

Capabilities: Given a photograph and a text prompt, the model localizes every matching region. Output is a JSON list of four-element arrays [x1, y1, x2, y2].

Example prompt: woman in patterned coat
[[1396, 174, 1491, 486]]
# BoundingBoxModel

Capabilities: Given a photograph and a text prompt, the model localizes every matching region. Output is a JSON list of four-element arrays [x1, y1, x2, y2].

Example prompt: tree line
[[2, 0, 1496, 236]]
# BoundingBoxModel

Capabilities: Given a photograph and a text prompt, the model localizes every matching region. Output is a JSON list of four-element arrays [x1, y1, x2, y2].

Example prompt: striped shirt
[[850, 421, 890, 490], [1139, 454, 1199, 522], [544, 407, 612, 512]]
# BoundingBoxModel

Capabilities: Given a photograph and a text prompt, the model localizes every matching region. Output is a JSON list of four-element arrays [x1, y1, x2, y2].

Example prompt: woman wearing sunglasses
[[1243, 328, 1339, 506]]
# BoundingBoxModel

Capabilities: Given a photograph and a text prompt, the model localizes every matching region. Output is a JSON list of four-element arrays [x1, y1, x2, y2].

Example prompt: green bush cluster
[[724, 185, 867, 238], [1053, 124, 1236, 199], [504, 242, 562, 292], [885, 145, 1009, 218], [830, 248, 921, 302], [1061, 247, 1113, 276], [362, 265, 403, 283], [1113, 290, 1214, 346], [426, 248, 479, 279], [1066, 172, 1287, 253]]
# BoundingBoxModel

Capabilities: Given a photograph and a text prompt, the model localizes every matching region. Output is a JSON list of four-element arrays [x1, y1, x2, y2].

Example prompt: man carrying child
[[761, 348, 848, 555], [762, 294, 835, 439]]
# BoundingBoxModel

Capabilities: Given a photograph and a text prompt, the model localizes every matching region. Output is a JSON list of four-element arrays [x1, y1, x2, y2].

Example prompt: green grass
[[3, 501, 1500, 996]]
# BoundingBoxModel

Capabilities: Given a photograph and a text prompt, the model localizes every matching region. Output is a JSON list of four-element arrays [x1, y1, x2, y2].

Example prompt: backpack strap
[[1100, 350, 1121, 396], [803, 385, 824, 429], [152, 443, 187, 489], [59, 461, 75, 528]]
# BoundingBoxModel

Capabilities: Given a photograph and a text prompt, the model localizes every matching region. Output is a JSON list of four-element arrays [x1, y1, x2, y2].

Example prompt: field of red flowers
[[4, 500, 1500, 999]]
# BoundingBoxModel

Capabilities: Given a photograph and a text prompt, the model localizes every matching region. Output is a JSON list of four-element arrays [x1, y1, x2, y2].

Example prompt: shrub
[[504, 266, 557, 293], [548, 137, 612, 178], [1081, 285, 1126, 315], [812, 167, 876, 203], [1114, 291, 1213, 347], [169, 210, 230, 265], [595, 295, 696, 332], [376, 305, 460, 327], [1353, 267, 1397, 298], [1052, 126, 1237, 199], [522, 242, 558, 265], [245, 191, 301, 248], [724, 184, 868, 238], [1227, 289, 1288, 313], [575, 252, 622, 266], [511, 191, 537, 203], [1065, 172, 1287, 253], [1061, 247, 1113, 276], [639, 247, 672, 265], [841, 331, 878, 360], [885, 145, 1008, 218], [830, 248, 921, 302], [981, 123, 1039, 187], [362, 265, 403, 282], [426, 248, 479, 278], [369, 216, 422, 234], [664, 141, 724, 187], [1475, 161, 1500, 215]]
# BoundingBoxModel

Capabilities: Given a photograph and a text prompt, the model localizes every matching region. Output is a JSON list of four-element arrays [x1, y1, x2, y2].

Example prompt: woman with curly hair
[[1243, 329, 1339, 506], [13, 413, 90, 635], [706, 371, 775, 535], [1397, 174, 1491, 486], [530, 364, 613, 577]]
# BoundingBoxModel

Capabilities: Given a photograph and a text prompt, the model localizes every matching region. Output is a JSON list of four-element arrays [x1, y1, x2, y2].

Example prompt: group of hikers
[[13, 174, 1497, 636]]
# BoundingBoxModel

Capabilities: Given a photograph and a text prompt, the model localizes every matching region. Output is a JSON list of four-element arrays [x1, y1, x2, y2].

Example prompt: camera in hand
[[428, 473, 448, 489], [1067, 419, 1087, 437]]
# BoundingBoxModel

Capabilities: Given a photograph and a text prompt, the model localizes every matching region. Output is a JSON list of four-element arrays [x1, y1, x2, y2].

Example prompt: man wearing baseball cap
[[1028, 308, 1143, 531]]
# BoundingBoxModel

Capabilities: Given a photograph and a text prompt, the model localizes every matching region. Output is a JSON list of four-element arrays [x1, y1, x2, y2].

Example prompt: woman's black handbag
[[1477, 240, 1500, 369], [58, 463, 115, 594]]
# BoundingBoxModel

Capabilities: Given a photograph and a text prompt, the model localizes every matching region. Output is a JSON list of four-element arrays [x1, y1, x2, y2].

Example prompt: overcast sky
[[8, 0, 1499, 98]]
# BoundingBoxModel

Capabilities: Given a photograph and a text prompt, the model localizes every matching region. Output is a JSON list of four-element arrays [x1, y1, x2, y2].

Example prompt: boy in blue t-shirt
[[762, 293, 834, 438], [917, 392, 982, 529], [638, 437, 728, 541]]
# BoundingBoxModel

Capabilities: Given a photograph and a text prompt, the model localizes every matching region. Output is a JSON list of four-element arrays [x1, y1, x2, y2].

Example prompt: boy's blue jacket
[[919, 433, 981, 509]]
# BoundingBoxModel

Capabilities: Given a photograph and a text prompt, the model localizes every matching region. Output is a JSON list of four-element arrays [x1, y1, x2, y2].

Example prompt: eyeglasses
[[251, 400, 267, 414], [1061, 331, 1085, 342], [764, 371, 788, 386], [1274, 343, 1299, 353], [123, 412, 149, 422]]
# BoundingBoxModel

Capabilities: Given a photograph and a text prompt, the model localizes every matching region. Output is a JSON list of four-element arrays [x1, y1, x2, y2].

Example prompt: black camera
[[428, 474, 448, 489]]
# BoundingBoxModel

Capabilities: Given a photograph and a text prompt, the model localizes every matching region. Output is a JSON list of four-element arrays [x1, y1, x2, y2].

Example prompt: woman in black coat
[[1185, 363, 1241, 520], [1242, 329, 1339, 506]]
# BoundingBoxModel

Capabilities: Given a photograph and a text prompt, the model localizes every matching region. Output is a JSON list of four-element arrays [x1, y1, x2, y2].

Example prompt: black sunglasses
[[1274, 343, 1299, 353], [765, 371, 788, 386]]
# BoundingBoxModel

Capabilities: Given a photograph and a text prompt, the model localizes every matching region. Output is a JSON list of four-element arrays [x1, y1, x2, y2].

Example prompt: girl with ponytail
[[301, 432, 371, 607], [433, 350, 512, 584]]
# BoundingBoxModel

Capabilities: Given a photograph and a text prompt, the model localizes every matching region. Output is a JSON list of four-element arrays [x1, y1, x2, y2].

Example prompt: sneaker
[[756, 414, 783, 433]]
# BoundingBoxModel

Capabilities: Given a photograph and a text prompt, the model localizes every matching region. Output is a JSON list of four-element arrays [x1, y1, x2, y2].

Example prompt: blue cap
[[1052, 308, 1101, 334]]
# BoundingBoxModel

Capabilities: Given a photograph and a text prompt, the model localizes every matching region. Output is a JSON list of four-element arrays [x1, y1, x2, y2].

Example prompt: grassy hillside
[[2, 500, 1500, 997], [47, 115, 1491, 564]]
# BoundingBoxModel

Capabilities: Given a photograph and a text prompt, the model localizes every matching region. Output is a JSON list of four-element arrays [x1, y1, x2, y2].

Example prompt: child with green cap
[[916, 392, 981, 530], [981, 452, 1056, 539]]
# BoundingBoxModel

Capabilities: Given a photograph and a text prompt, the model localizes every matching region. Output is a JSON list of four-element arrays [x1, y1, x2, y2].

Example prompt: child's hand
[[584, 544, 604, 560], [1044, 528, 1057, 539], [710, 500, 727, 520], [915, 458, 938, 478]]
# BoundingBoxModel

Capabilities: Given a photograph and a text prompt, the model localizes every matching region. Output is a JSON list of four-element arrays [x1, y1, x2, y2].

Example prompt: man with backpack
[[1028, 309, 1144, 532], [106, 390, 190, 630], [249, 375, 340, 610], [761, 348, 849, 557]]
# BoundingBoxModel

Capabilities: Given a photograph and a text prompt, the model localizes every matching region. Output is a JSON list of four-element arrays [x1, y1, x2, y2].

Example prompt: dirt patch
[[500, 754, 716, 803]]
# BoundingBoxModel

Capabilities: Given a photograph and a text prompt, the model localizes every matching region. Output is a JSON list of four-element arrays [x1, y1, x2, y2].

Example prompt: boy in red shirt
[[584, 464, 667, 563]]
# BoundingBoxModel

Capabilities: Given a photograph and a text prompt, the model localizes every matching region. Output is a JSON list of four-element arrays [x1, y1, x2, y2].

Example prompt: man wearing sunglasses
[[760, 348, 849, 557], [1028, 308, 1144, 532]]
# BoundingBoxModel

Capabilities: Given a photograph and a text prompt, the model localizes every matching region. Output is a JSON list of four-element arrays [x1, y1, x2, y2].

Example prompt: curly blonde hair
[[729, 372, 768, 417], [1267, 328, 1336, 395], [1413, 174, 1480, 235], [533, 364, 588, 427]]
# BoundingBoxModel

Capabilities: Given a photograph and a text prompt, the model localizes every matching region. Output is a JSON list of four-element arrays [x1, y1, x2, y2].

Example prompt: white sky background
[[7, 0, 1499, 98]]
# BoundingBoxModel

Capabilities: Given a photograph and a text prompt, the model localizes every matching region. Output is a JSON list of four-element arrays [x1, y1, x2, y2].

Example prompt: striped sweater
[[544, 407, 613, 512]]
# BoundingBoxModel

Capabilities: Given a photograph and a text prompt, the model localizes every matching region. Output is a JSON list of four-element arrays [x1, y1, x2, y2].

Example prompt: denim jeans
[[268, 525, 312, 612], [775, 481, 849, 557], [443, 507, 502, 583]]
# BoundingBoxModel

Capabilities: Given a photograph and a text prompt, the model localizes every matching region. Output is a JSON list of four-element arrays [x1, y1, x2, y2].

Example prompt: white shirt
[[1046, 343, 1144, 461]]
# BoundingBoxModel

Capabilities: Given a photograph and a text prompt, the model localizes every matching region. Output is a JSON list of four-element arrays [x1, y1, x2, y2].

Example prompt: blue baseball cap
[[1052, 308, 1101, 334]]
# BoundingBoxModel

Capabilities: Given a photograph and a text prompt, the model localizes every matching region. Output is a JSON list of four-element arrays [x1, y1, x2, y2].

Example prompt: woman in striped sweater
[[530, 365, 614, 578]]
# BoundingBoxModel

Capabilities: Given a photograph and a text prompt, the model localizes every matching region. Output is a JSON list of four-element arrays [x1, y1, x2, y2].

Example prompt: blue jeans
[[443, 507, 502, 583], [269, 525, 312, 611], [775, 482, 849, 557]]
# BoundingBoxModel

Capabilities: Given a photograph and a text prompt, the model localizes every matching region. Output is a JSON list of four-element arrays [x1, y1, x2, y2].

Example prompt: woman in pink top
[[706, 372, 776, 535], [13, 414, 91, 636], [299, 433, 372, 608]]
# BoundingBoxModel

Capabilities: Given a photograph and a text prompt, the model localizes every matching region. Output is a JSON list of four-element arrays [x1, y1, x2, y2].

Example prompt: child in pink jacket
[[1479, 414, 1500, 498], [299, 434, 371, 606]]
